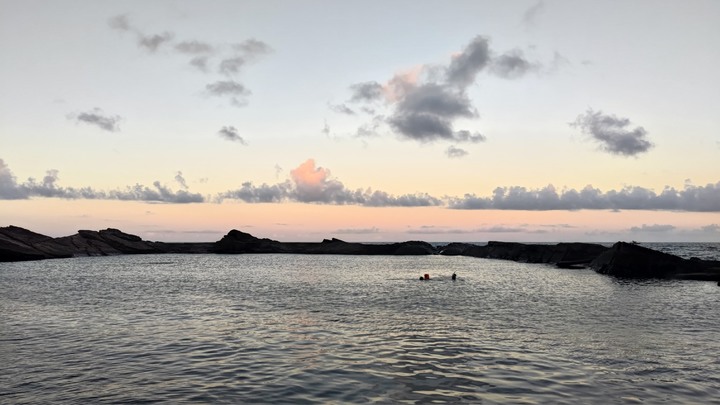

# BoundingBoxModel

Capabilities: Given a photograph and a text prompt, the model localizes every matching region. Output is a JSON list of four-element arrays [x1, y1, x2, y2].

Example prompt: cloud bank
[[3, 158, 719, 212], [448, 183, 720, 212], [0, 159, 203, 203]]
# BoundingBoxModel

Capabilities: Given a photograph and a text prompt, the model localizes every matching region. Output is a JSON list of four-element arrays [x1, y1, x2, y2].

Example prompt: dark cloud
[[388, 83, 481, 143], [630, 224, 676, 233], [396, 84, 477, 119], [490, 50, 536, 79], [71, 108, 122, 132], [218, 56, 246, 75], [446, 36, 491, 88], [571, 109, 653, 156], [0, 159, 203, 203], [701, 224, 720, 232], [174, 40, 214, 54], [349, 81, 384, 103], [334, 35, 557, 148], [217, 126, 247, 144], [206, 81, 251, 106], [446, 145, 468, 158], [138, 32, 174, 52], [389, 112, 455, 142], [233, 39, 273, 57], [449, 182, 720, 212]]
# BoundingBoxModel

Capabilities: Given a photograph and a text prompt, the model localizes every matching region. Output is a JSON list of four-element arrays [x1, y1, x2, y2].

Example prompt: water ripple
[[2, 254, 720, 404]]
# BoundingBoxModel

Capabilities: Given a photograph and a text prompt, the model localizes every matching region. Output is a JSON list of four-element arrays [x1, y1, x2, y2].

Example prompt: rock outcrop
[[590, 242, 720, 280], [439, 241, 609, 267], [0, 226, 73, 261], [0, 226, 167, 261], [213, 229, 436, 255]]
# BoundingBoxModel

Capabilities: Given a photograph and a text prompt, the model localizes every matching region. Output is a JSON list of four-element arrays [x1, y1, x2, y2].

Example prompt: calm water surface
[[1, 253, 719, 404]]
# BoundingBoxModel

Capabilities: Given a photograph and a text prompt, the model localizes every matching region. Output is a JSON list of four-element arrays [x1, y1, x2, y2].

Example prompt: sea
[[1, 243, 719, 404]]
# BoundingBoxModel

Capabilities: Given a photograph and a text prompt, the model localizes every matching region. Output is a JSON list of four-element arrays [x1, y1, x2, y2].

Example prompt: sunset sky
[[1, 0, 719, 242]]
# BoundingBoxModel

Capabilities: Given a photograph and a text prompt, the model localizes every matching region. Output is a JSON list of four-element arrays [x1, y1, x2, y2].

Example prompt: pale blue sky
[[1, 0, 719, 242]]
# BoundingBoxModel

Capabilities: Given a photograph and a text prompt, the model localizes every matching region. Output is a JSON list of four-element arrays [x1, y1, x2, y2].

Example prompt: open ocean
[[1, 243, 719, 404]]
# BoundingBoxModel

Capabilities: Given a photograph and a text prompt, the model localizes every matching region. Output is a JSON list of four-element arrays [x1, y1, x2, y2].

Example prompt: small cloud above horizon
[[68, 108, 122, 132], [217, 126, 248, 144], [571, 109, 653, 157]]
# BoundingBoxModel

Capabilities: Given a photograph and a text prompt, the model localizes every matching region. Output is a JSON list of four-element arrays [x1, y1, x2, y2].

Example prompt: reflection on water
[[1, 254, 719, 404]]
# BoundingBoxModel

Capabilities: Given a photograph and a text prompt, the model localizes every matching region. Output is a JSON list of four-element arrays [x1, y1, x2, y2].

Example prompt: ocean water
[[1, 250, 719, 404]]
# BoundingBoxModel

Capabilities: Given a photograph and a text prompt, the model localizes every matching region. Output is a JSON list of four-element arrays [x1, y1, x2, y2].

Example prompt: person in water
[[451, 272, 457, 280]]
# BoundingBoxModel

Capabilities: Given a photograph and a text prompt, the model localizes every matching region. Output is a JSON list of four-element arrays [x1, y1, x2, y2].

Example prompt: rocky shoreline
[[1, 226, 718, 282]]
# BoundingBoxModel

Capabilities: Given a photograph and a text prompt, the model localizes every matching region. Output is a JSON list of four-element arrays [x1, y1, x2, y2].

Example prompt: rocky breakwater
[[0, 226, 179, 261], [0, 226, 74, 261], [590, 242, 720, 281], [213, 229, 436, 255], [440, 241, 609, 268]]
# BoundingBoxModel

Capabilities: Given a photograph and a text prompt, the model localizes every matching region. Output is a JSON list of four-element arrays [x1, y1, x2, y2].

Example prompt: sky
[[1, 0, 719, 243]]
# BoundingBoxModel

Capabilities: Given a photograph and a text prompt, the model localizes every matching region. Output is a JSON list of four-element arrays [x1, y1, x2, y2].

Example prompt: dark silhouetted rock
[[53, 228, 162, 257], [213, 230, 285, 253], [0, 226, 73, 261], [446, 241, 608, 266], [591, 242, 720, 280], [213, 230, 436, 255], [438, 243, 477, 256]]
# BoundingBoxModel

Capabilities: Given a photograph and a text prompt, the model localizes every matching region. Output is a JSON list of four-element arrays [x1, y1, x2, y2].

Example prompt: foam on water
[[1, 252, 719, 404]]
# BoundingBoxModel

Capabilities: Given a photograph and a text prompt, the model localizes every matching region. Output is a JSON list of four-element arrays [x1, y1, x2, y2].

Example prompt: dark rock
[[438, 243, 477, 256], [0, 226, 73, 261], [391, 241, 436, 255], [54, 228, 161, 257], [213, 230, 284, 253], [455, 241, 608, 266], [590, 242, 720, 280], [213, 230, 436, 255]]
